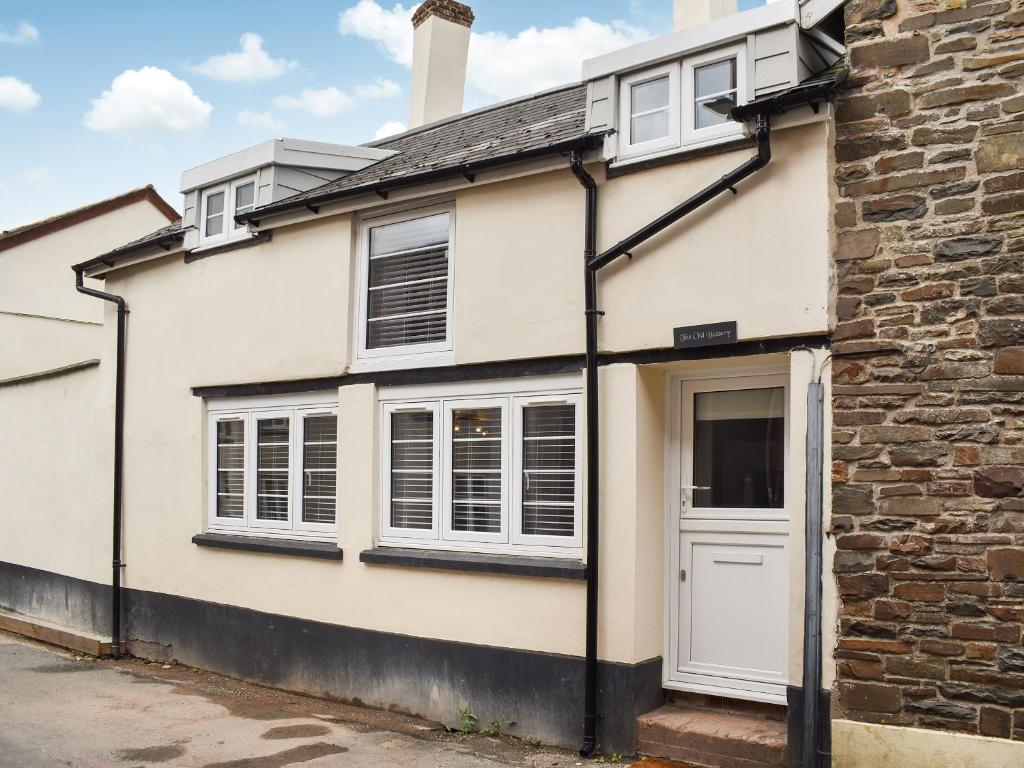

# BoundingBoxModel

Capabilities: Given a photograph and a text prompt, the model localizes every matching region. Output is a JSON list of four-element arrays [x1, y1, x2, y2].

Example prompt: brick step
[[637, 704, 788, 768], [0, 608, 113, 657]]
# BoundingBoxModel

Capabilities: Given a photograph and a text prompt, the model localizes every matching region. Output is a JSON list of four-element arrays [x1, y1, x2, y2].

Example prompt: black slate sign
[[673, 321, 738, 350]]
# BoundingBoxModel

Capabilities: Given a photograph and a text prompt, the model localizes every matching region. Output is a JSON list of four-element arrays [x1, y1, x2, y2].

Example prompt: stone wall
[[831, 0, 1024, 741]]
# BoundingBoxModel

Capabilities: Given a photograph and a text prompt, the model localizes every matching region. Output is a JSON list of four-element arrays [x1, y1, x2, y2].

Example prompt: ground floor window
[[379, 377, 583, 557], [208, 396, 338, 540]]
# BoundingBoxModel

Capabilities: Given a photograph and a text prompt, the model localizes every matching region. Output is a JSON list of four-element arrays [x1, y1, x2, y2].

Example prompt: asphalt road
[[0, 632, 604, 768]]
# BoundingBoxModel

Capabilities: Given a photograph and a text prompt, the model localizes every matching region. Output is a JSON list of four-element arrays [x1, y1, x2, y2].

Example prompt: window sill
[[608, 135, 753, 179], [192, 533, 342, 561], [359, 547, 587, 580]]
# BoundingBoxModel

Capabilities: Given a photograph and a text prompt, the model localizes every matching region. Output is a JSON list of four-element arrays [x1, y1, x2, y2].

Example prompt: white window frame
[[378, 377, 583, 557], [199, 174, 257, 248], [206, 394, 338, 541], [352, 202, 456, 371], [619, 62, 681, 159], [682, 42, 747, 147]]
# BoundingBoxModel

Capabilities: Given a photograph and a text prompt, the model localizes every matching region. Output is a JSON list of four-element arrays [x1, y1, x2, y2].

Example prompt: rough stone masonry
[[831, 0, 1024, 742]]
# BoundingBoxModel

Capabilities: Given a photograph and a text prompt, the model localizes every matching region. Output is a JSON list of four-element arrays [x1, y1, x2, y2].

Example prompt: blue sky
[[0, 0, 764, 231]]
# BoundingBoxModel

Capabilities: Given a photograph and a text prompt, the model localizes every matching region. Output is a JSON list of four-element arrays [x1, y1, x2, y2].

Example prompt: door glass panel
[[692, 387, 784, 509]]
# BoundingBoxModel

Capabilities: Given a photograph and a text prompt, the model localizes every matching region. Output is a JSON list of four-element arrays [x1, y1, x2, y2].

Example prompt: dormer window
[[199, 174, 257, 247], [618, 42, 746, 161]]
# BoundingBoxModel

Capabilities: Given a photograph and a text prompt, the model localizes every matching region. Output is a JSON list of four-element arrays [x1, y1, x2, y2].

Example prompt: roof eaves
[[73, 222, 188, 275], [242, 132, 603, 225]]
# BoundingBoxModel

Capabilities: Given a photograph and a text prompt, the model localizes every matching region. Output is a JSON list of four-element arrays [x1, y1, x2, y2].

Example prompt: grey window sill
[[359, 547, 587, 580], [193, 533, 342, 561]]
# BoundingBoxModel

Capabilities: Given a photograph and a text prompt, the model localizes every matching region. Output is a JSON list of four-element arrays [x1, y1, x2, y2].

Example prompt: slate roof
[[246, 82, 593, 219]]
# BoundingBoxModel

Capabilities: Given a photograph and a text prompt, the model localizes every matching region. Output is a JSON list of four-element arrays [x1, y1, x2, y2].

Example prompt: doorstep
[[0, 607, 114, 657], [637, 701, 788, 768]]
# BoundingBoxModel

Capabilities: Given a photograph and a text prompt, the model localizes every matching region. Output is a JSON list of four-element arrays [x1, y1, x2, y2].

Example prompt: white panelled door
[[667, 374, 790, 703]]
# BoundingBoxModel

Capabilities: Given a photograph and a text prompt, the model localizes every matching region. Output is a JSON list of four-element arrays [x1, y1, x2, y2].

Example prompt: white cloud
[[237, 110, 286, 131], [272, 87, 353, 117], [339, 1, 415, 67], [192, 33, 297, 82], [375, 120, 407, 139], [338, 2, 650, 102], [0, 76, 40, 113], [273, 78, 400, 118], [355, 77, 401, 99], [0, 20, 39, 45], [84, 67, 212, 134]]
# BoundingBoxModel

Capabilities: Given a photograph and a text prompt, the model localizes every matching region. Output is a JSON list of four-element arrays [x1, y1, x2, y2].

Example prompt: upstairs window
[[619, 43, 746, 161], [355, 204, 455, 366], [620, 63, 680, 157], [200, 174, 257, 247], [379, 379, 583, 556], [208, 399, 337, 540]]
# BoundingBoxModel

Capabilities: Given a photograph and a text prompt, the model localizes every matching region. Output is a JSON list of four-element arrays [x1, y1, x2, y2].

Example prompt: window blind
[[367, 213, 450, 350], [256, 417, 290, 521], [302, 413, 337, 524], [522, 404, 576, 537], [451, 407, 502, 534], [391, 411, 434, 529], [216, 420, 245, 518]]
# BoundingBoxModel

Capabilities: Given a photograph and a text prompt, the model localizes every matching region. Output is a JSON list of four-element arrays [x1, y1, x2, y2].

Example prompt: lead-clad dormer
[[583, 0, 846, 165], [179, 139, 395, 251]]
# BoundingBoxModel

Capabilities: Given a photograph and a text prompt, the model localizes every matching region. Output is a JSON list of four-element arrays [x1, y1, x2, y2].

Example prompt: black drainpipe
[[570, 114, 772, 756], [74, 267, 127, 659]]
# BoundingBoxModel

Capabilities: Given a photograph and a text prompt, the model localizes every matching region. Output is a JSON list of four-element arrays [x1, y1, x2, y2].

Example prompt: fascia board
[[581, 1, 799, 80]]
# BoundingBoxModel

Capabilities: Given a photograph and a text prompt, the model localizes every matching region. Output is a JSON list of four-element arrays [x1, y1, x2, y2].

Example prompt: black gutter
[[569, 116, 771, 756], [74, 267, 127, 659], [239, 135, 603, 226], [569, 151, 599, 757]]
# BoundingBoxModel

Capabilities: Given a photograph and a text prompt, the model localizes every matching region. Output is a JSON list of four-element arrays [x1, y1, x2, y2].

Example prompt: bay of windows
[[381, 384, 582, 556], [209, 402, 338, 539]]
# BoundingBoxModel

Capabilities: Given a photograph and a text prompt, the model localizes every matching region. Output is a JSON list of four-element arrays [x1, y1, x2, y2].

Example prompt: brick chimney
[[408, 0, 475, 129], [673, 0, 738, 31]]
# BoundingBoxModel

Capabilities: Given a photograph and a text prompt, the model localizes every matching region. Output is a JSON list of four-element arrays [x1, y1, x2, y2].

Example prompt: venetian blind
[[367, 213, 450, 350], [216, 420, 245, 518], [521, 404, 576, 537], [451, 408, 502, 534], [302, 414, 337, 524], [256, 417, 290, 521], [391, 411, 434, 529]]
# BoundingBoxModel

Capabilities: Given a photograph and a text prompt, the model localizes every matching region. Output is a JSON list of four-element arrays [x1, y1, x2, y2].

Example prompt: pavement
[[0, 631, 647, 768]]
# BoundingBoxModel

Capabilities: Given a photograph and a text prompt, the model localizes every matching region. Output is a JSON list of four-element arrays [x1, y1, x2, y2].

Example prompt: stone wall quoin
[[831, 0, 1024, 741]]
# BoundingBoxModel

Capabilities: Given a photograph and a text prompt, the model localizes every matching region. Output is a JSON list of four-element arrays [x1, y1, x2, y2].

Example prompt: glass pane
[[695, 59, 736, 99], [206, 191, 225, 236], [693, 387, 785, 509], [451, 407, 502, 534], [631, 76, 670, 115], [216, 420, 244, 518], [256, 417, 289, 521], [303, 414, 337, 524], [367, 213, 450, 349], [391, 411, 434, 529], [234, 182, 255, 212], [522, 404, 576, 537], [631, 110, 670, 144], [695, 95, 736, 129]]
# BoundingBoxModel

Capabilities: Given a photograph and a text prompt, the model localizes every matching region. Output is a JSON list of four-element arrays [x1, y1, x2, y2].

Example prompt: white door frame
[[663, 366, 792, 705]]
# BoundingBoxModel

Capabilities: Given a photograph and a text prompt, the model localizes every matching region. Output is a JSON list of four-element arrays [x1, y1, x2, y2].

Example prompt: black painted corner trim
[[359, 547, 587, 580], [192, 533, 342, 561], [183, 232, 272, 264]]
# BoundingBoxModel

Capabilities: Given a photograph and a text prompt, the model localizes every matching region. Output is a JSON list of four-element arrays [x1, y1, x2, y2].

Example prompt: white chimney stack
[[408, 0, 474, 129], [673, 0, 739, 31]]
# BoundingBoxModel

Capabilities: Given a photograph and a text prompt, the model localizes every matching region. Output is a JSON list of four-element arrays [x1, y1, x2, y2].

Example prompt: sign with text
[[673, 321, 738, 350]]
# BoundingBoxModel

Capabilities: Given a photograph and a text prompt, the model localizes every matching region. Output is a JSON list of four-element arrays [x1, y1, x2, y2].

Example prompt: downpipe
[[74, 267, 127, 659], [568, 117, 771, 756], [570, 151, 600, 757]]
